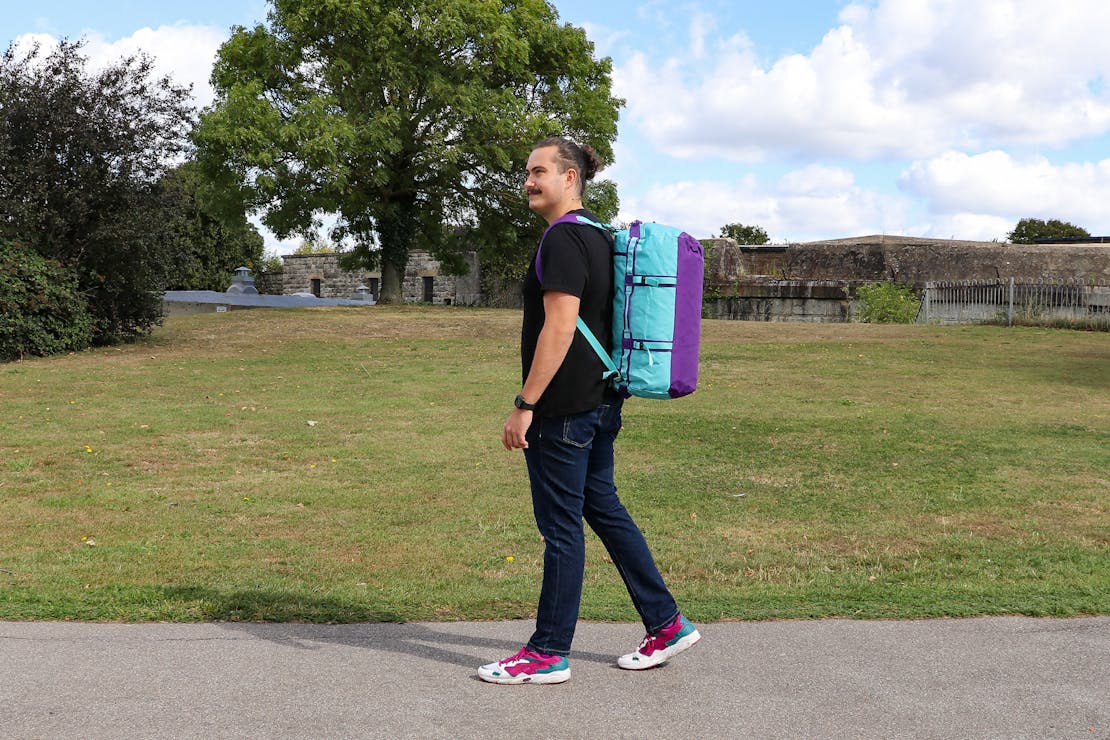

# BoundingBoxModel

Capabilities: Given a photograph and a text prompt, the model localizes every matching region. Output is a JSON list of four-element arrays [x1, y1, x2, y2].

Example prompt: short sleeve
[[538, 224, 590, 297]]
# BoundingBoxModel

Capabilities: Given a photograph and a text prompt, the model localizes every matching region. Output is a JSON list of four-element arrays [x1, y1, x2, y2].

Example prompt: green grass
[[1, 307, 1107, 622]]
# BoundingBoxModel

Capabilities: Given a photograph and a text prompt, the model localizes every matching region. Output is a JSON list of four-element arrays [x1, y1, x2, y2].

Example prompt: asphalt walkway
[[2, 617, 1107, 739]]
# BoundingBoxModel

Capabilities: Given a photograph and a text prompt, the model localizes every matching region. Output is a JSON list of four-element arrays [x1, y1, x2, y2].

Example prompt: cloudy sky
[[5, 0, 1109, 250]]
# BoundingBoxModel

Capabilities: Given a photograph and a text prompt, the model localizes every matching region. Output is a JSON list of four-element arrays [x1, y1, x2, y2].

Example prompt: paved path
[[2, 617, 1107, 739]]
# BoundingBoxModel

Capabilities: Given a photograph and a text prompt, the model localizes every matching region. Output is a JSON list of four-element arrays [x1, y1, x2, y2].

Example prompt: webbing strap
[[631, 276, 677, 287], [575, 317, 620, 381]]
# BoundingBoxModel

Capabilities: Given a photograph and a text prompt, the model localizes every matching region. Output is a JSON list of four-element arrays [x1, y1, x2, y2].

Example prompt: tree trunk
[[378, 260, 404, 304]]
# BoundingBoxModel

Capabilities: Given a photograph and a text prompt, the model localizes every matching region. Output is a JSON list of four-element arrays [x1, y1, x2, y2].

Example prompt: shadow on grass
[[159, 585, 408, 623], [159, 585, 618, 669]]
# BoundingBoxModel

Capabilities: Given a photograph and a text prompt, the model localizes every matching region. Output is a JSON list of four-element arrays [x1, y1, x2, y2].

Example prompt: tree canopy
[[194, 0, 623, 303], [1007, 218, 1090, 244], [719, 223, 770, 244]]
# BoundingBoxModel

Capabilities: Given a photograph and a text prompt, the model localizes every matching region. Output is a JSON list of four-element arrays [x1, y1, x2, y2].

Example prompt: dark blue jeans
[[523, 397, 679, 656]]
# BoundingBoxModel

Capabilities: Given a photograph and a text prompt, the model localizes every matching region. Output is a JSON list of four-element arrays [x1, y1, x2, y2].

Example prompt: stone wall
[[279, 250, 479, 305], [704, 235, 1110, 286], [702, 235, 1110, 323], [254, 271, 283, 295], [705, 280, 857, 323], [259, 235, 1107, 321], [401, 251, 481, 305], [281, 254, 370, 299]]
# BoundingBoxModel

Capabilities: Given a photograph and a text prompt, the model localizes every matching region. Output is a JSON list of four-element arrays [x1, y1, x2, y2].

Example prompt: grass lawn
[[1, 306, 1106, 622]]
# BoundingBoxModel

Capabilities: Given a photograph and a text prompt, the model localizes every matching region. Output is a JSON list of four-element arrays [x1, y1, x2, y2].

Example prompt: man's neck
[[541, 200, 585, 225]]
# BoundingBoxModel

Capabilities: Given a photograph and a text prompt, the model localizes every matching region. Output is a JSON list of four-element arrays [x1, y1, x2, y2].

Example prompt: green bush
[[855, 282, 921, 324], [0, 240, 93, 361]]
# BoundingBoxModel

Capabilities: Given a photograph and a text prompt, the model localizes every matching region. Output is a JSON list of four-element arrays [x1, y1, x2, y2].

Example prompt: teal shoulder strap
[[570, 215, 616, 233], [576, 317, 620, 381], [563, 214, 620, 381]]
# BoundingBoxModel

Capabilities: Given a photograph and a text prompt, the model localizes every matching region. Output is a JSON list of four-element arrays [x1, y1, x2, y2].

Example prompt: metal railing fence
[[919, 278, 1110, 328]]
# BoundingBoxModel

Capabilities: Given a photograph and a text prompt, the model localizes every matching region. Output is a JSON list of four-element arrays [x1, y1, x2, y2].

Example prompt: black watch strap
[[514, 394, 537, 411]]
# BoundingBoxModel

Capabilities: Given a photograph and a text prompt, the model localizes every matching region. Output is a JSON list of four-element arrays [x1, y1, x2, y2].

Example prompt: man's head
[[525, 137, 603, 221]]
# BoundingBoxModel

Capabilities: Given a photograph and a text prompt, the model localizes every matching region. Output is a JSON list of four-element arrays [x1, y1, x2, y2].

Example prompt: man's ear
[[564, 167, 579, 192]]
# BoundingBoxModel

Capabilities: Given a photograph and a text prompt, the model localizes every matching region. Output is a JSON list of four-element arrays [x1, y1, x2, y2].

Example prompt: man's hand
[[502, 408, 533, 450]]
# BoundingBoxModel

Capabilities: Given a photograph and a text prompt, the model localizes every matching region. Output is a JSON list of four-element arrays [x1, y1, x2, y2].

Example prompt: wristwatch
[[514, 394, 537, 411]]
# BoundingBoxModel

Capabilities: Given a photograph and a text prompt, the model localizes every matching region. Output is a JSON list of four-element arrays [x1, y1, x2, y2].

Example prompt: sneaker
[[477, 646, 571, 685], [618, 614, 701, 670]]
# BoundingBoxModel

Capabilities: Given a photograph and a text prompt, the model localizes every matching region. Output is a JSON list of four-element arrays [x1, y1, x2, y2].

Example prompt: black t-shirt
[[521, 209, 614, 417]]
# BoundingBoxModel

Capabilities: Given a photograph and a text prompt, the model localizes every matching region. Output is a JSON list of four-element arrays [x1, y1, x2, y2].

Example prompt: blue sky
[[6, 0, 1110, 250]]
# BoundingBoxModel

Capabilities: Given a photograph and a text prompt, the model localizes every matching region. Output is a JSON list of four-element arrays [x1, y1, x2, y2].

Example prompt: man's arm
[[501, 290, 579, 450]]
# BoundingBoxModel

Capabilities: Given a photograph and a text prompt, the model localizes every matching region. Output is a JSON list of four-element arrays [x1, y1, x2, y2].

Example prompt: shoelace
[[638, 621, 680, 653], [500, 647, 531, 666]]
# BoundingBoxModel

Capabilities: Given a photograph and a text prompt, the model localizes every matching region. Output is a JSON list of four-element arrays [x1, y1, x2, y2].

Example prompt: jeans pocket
[[561, 410, 598, 448]]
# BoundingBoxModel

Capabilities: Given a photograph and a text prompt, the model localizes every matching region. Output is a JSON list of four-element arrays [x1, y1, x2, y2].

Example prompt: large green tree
[[0, 40, 194, 344], [194, 0, 622, 303], [1007, 218, 1090, 244]]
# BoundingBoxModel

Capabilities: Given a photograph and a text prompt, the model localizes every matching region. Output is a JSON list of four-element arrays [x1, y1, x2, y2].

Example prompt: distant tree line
[[718, 223, 769, 244], [1006, 218, 1091, 244]]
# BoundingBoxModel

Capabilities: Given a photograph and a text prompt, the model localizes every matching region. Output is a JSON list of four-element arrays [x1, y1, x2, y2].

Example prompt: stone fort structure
[[276, 250, 480, 305], [253, 236, 1107, 322], [702, 235, 1110, 322]]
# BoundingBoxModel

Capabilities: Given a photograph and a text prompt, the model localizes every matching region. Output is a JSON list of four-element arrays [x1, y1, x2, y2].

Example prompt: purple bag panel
[[669, 232, 703, 398]]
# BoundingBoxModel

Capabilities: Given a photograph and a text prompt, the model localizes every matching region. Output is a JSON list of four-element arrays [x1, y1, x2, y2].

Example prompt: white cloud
[[249, 215, 304, 256], [13, 24, 225, 109], [688, 11, 714, 59], [617, 165, 910, 241], [578, 22, 630, 61], [913, 213, 1015, 243], [614, 0, 1110, 161], [901, 150, 1110, 234], [618, 175, 772, 239]]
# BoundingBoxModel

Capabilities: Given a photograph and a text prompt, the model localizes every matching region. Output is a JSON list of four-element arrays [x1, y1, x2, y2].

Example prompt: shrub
[[0, 240, 93, 361], [855, 282, 921, 324]]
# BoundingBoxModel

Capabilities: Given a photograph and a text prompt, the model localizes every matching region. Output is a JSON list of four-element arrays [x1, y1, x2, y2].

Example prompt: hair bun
[[579, 144, 603, 181]]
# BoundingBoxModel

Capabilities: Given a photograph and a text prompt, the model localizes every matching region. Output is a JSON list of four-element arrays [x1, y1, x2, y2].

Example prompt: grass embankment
[[1, 307, 1106, 622]]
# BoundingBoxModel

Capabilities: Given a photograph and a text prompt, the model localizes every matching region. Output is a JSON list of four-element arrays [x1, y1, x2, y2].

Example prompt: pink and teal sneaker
[[478, 646, 571, 685], [618, 613, 701, 670]]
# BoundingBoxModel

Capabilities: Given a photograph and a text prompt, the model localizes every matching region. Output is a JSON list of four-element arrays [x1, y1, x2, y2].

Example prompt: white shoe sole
[[477, 665, 571, 685], [618, 629, 701, 670]]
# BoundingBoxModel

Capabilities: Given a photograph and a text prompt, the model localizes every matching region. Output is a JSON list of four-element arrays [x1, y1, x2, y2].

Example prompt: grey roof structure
[[163, 290, 374, 309]]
